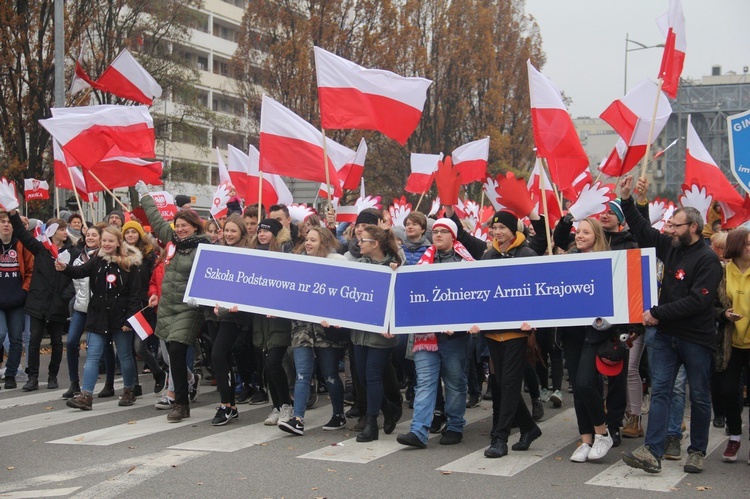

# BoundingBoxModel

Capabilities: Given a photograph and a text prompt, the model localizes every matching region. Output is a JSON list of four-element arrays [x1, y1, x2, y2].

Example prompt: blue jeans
[[410, 335, 469, 442], [292, 346, 345, 419], [645, 327, 688, 439], [66, 311, 87, 383], [82, 331, 136, 393], [0, 307, 25, 378], [644, 329, 712, 457], [668, 366, 687, 438]]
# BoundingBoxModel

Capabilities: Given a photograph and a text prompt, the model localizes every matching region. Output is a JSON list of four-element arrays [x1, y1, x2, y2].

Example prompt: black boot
[[357, 415, 379, 442], [62, 381, 81, 399], [382, 400, 402, 435], [97, 383, 115, 398]]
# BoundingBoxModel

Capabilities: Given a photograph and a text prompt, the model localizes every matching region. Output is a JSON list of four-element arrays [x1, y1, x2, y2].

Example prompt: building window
[[197, 56, 208, 72]]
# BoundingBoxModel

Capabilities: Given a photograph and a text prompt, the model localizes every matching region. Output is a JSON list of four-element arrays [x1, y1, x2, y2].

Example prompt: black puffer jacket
[[10, 212, 77, 322], [62, 245, 143, 335]]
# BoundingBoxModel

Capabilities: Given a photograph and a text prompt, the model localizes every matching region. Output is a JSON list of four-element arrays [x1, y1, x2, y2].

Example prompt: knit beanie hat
[[108, 210, 124, 225], [491, 210, 519, 233], [122, 220, 146, 239], [432, 218, 458, 240], [608, 198, 625, 224], [355, 210, 382, 227], [258, 218, 283, 237]]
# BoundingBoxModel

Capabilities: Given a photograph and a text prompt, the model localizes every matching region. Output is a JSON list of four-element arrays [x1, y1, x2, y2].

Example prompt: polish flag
[[96, 49, 163, 105], [259, 95, 342, 197], [599, 79, 672, 176], [317, 137, 357, 199], [216, 147, 230, 184], [127, 310, 154, 340], [527, 159, 562, 226], [245, 145, 293, 209], [24, 179, 50, 201], [656, 0, 686, 99], [341, 138, 368, 190], [70, 59, 105, 96], [227, 144, 250, 197], [52, 140, 98, 202], [335, 205, 360, 223], [452, 137, 489, 185], [527, 60, 589, 191], [88, 156, 163, 191], [404, 153, 442, 194], [41, 105, 155, 169], [685, 115, 744, 211], [314, 47, 432, 145]]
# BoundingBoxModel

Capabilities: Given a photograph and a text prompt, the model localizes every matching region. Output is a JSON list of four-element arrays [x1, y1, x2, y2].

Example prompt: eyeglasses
[[432, 229, 452, 235], [359, 238, 375, 244]]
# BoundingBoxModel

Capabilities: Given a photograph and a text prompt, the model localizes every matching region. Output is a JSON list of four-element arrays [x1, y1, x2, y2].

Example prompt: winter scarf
[[413, 241, 475, 352]]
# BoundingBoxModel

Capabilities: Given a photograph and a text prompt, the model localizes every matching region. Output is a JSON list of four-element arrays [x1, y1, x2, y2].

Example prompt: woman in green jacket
[[137, 181, 209, 422]]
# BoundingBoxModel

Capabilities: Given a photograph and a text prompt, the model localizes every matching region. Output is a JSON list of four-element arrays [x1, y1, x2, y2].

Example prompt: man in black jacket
[[619, 175, 722, 475]]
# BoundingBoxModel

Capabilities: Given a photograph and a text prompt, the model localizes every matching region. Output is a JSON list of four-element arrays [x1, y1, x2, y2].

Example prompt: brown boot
[[167, 403, 190, 422], [622, 411, 644, 438], [118, 387, 135, 407], [66, 391, 93, 411]]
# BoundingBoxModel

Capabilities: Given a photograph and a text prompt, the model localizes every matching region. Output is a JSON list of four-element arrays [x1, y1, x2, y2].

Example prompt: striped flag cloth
[[127, 310, 154, 340]]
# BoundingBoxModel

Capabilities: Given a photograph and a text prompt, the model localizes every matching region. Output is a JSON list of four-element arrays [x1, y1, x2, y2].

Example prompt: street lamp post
[[624, 33, 665, 94]]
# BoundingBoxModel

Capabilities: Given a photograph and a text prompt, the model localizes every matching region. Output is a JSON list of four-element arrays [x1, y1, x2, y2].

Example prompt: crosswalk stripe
[[0, 449, 207, 495], [68, 450, 207, 499], [0, 398, 137, 439], [170, 405, 333, 452], [297, 405, 493, 463], [436, 408, 578, 476], [0, 380, 124, 410], [585, 425, 729, 491], [0, 487, 82, 498], [48, 405, 218, 446]]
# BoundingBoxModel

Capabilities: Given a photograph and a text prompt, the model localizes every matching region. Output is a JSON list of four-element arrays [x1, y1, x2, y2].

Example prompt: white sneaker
[[570, 443, 591, 463], [540, 388, 550, 403], [588, 431, 614, 460], [549, 389, 563, 408], [264, 407, 280, 426], [641, 393, 651, 415], [0, 367, 6, 380], [278, 404, 293, 424]]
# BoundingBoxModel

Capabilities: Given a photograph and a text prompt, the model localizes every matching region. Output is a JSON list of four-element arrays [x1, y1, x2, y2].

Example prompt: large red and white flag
[[127, 310, 154, 340], [41, 105, 155, 169], [404, 153, 442, 194], [599, 79, 672, 176], [527, 159, 562, 226], [89, 156, 162, 191], [452, 137, 489, 185], [685, 115, 744, 210], [24, 179, 50, 201], [259, 95, 342, 197], [656, 0, 686, 99], [527, 60, 589, 191], [227, 144, 250, 197], [95, 49, 163, 105], [245, 145, 293, 209], [314, 47, 432, 145]]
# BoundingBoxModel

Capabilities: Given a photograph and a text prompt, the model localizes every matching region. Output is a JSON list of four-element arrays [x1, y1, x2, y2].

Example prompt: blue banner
[[728, 109, 750, 195], [184, 245, 395, 333], [391, 249, 656, 333]]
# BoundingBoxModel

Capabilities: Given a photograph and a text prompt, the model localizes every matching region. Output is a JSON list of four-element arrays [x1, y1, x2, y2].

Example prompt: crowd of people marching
[[1, 174, 749, 475]]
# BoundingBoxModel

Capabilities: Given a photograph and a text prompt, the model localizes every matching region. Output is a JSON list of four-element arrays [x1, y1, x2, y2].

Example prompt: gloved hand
[[0, 177, 20, 211], [186, 298, 199, 308], [135, 180, 149, 197]]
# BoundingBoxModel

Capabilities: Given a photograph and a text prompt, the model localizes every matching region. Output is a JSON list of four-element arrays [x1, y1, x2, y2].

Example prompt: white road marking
[[585, 425, 728, 491], [436, 408, 579, 476], [298, 405, 493, 463], [170, 405, 332, 452], [0, 380, 124, 410], [48, 406, 217, 446]]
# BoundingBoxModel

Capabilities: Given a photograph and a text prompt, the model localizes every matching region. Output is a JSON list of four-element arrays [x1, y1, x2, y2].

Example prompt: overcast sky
[[524, 0, 750, 118]]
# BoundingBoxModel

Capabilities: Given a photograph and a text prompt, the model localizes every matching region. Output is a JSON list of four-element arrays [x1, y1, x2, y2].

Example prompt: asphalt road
[[0, 353, 748, 499]]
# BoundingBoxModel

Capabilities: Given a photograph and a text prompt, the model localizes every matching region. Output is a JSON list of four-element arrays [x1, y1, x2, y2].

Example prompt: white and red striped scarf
[[413, 241, 475, 353]]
